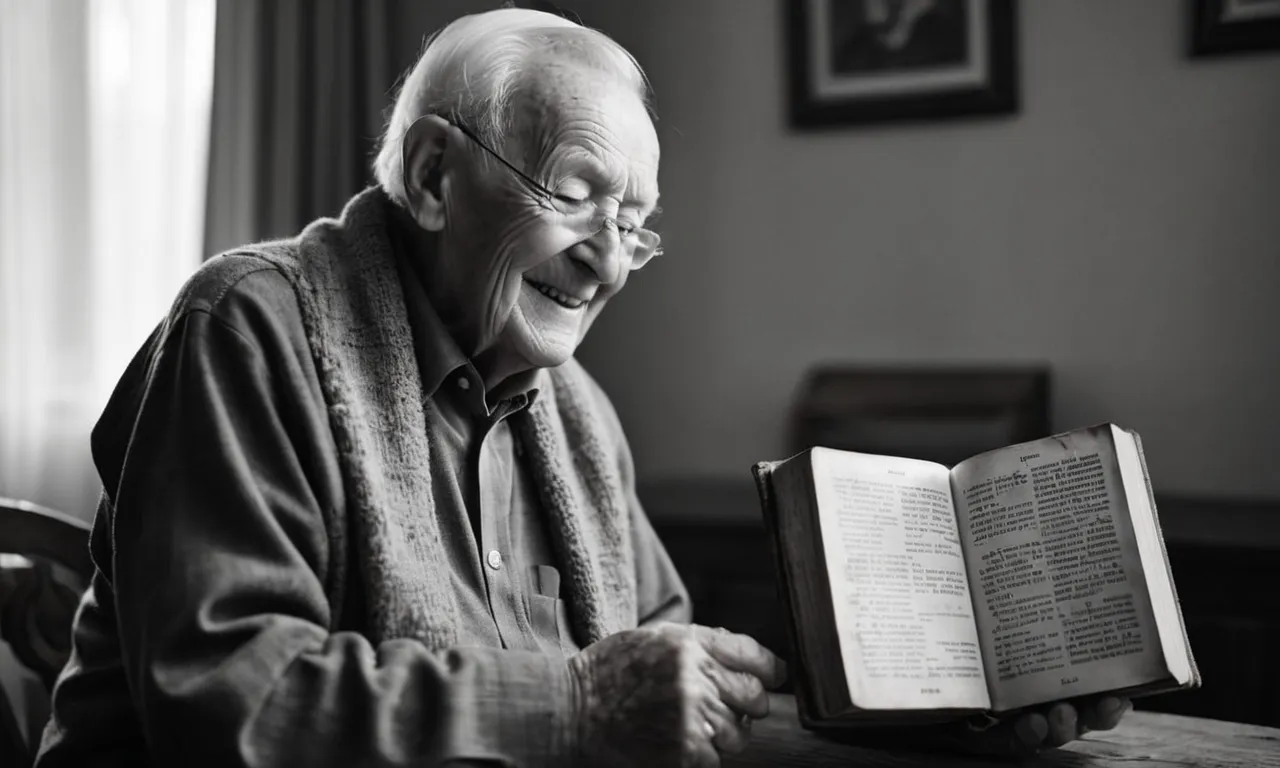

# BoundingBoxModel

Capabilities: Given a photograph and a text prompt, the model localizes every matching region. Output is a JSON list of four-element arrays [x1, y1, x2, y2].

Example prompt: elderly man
[[36, 8, 1125, 767]]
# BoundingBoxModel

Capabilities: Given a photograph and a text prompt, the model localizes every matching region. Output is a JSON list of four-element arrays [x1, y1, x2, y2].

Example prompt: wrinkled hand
[[952, 696, 1132, 756], [567, 623, 787, 767]]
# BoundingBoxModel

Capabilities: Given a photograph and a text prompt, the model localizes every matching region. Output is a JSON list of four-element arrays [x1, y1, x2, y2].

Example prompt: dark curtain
[[203, 0, 395, 257]]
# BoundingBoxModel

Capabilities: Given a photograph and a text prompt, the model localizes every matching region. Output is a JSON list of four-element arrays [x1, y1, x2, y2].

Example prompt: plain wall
[[556, 0, 1280, 500], [390, 1, 1280, 500]]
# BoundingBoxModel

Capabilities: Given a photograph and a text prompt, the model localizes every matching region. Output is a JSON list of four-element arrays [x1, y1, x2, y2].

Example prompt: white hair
[[372, 8, 653, 209]]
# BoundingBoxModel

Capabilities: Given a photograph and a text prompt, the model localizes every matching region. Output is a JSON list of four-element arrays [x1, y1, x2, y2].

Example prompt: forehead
[[515, 60, 660, 197]]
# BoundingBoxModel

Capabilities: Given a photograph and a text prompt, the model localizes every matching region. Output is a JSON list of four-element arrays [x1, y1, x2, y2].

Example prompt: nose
[[571, 220, 623, 285]]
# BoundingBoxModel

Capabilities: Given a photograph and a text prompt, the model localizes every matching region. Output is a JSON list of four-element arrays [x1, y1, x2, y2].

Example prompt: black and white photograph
[[1191, 0, 1280, 56], [787, 0, 1018, 127], [1, 2, 1278, 767]]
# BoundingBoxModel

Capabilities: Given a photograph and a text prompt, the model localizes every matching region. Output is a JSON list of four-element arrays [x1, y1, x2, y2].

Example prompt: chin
[[518, 337, 579, 369], [505, 318, 582, 370], [507, 285, 596, 369]]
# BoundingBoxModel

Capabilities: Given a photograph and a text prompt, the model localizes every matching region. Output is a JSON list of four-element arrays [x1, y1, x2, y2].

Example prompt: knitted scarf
[[236, 187, 637, 651]]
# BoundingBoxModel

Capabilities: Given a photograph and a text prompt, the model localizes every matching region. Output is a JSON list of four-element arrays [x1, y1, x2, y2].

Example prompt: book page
[[951, 426, 1168, 711], [811, 448, 990, 711]]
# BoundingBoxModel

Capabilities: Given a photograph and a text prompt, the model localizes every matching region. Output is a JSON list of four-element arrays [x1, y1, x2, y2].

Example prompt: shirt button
[[457, 377, 471, 391], [486, 549, 503, 570]]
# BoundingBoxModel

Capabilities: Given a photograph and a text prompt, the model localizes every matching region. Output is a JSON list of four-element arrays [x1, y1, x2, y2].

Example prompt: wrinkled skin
[[568, 623, 786, 767], [961, 696, 1131, 756], [401, 55, 659, 393], [400, 47, 1128, 765], [818, 695, 1131, 758], [568, 620, 1128, 763]]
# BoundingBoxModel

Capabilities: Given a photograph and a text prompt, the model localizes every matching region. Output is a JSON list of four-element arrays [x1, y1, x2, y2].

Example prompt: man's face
[[434, 61, 660, 370]]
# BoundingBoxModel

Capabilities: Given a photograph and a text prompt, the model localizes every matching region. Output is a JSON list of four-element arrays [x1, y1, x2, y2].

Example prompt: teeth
[[531, 281, 585, 309]]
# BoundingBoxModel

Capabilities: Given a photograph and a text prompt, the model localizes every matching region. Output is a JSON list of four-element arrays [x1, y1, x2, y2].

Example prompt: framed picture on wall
[[785, 0, 1018, 129], [1191, 0, 1280, 56]]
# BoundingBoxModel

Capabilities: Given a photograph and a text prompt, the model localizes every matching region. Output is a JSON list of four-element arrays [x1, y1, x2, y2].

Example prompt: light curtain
[[0, 0, 216, 520], [204, 0, 393, 255]]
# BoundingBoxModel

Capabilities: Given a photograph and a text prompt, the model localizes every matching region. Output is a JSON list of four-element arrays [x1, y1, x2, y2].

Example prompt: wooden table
[[725, 694, 1280, 767]]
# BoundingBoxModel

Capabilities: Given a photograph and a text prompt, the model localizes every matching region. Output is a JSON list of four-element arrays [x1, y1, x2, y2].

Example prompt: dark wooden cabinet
[[644, 480, 1280, 727], [1152, 539, 1280, 725], [791, 366, 1050, 467]]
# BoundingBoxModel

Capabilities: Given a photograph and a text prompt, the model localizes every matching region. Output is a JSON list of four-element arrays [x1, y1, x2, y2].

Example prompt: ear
[[402, 114, 457, 232]]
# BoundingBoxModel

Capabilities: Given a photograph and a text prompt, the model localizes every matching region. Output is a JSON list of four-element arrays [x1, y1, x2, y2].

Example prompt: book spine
[[751, 461, 821, 728]]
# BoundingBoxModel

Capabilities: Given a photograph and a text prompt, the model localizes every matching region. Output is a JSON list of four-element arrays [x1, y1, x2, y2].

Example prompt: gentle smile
[[527, 279, 587, 309]]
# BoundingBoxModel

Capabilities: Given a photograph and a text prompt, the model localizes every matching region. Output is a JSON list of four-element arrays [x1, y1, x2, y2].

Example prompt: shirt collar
[[385, 195, 542, 410], [390, 232, 468, 401]]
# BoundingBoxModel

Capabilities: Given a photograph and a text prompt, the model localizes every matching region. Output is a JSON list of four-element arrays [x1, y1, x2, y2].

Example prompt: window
[[0, 0, 217, 517]]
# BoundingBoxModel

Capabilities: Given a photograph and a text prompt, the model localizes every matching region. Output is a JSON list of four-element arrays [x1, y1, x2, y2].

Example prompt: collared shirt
[[36, 201, 690, 767], [391, 227, 579, 658]]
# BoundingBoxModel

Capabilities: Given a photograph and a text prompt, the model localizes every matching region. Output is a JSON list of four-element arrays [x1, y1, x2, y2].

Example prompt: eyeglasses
[[446, 118, 663, 270]]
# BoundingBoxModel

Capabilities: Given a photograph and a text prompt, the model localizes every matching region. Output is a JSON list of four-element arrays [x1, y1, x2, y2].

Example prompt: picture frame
[[785, 0, 1019, 129], [1191, 0, 1280, 57]]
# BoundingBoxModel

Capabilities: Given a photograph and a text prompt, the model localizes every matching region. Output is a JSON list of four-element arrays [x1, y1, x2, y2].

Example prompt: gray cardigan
[[36, 188, 689, 767]]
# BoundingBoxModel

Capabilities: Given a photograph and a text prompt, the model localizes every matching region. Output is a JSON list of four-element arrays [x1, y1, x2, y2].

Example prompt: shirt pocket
[[529, 564, 577, 657], [529, 594, 576, 658], [554, 597, 577, 657]]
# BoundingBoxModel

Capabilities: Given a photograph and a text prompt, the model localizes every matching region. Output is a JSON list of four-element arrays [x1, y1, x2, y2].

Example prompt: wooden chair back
[[0, 498, 92, 765]]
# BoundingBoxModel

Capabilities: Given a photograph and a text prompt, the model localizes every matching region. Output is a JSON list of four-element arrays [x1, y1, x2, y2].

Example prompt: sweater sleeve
[[38, 267, 578, 768]]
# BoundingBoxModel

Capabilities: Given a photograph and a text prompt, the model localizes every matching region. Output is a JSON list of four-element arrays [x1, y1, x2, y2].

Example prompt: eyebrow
[[556, 152, 659, 211]]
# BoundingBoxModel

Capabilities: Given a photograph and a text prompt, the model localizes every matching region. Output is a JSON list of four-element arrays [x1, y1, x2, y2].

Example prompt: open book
[[753, 424, 1200, 726]]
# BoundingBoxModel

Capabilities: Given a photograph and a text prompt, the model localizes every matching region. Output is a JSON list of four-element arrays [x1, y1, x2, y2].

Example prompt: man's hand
[[950, 696, 1132, 756], [567, 622, 787, 767]]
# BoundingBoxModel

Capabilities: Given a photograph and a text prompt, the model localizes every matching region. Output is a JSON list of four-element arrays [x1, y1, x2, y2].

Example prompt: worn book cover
[[754, 424, 1200, 727]]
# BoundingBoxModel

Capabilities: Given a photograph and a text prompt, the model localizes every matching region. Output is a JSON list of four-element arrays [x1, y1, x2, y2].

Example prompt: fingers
[[702, 658, 770, 719], [684, 735, 720, 768], [692, 625, 787, 689], [1045, 702, 1078, 747], [703, 697, 751, 755], [681, 696, 727, 768], [1078, 696, 1130, 732], [1011, 712, 1050, 753], [1012, 697, 1129, 753], [962, 696, 1125, 757]]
